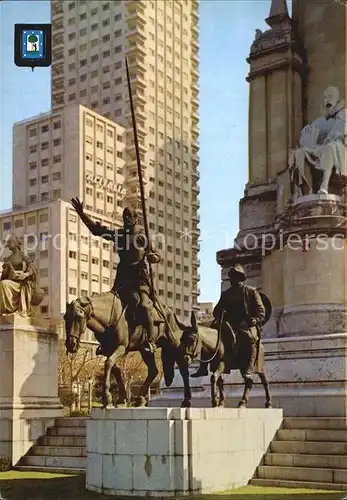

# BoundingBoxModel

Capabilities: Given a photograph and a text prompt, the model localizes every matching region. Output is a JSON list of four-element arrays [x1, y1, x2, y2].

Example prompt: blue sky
[[0, 0, 273, 303]]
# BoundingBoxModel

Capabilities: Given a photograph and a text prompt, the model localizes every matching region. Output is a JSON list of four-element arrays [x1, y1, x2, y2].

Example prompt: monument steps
[[15, 417, 87, 474], [250, 417, 347, 490]]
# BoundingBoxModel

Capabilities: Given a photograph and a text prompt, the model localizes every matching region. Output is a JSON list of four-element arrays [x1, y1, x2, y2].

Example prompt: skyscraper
[[50, 0, 200, 320]]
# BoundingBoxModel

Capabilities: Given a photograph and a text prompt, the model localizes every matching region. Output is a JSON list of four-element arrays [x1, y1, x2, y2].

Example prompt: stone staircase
[[250, 417, 347, 491], [15, 417, 87, 474]]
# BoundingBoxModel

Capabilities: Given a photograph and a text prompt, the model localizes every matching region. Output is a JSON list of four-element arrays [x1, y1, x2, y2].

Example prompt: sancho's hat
[[228, 264, 246, 281]]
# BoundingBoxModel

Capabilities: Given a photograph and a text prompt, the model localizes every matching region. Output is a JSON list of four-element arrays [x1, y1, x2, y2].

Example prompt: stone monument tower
[[217, 0, 346, 416]]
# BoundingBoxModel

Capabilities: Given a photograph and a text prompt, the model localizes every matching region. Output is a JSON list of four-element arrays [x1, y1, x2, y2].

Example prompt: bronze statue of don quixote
[[64, 57, 273, 410]]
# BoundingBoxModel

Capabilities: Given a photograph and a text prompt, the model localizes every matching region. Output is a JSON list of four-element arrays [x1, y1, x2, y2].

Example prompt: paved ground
[[0, 472, 346, 500]]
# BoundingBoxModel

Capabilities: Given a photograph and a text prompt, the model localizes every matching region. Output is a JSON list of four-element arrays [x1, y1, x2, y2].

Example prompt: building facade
[[13, 104, 126, 213], [50, 0, 201, 320], [0, 199, 122, 343]]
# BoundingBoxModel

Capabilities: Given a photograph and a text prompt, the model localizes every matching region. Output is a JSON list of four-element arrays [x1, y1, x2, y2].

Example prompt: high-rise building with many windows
[[50, 0, 200, 320]]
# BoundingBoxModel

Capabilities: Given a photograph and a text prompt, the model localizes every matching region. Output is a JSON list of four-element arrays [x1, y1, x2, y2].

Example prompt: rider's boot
[[143, 310, 156, 353], [190, 362, 208, 378]]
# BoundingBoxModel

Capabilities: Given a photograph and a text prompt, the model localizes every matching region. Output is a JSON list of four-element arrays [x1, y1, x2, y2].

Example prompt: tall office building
[[50, 0, 200, 320], [4, 104, 126, 341]]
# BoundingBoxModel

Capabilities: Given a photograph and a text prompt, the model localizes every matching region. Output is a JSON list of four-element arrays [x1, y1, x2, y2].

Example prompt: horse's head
[[64, 300, 88, 354], [179, 311, 200, 364]]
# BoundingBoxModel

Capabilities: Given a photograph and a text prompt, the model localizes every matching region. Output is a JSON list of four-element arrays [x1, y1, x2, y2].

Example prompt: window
[[69, 287, 77, 295], [53, 121, 61, 129], [53, 138, 61, 147], [115, 45, 122, 54], [27, 216, 36, 225], [103, 260, 109, 268], [29, 128, 37, 137], [115, 13, 121, 21], [115, 77, 122, 85], [102, 277, 109, 285], [29, 195, 37, 204], [29, 161, 37, 170], [41, 192, 49, 201], [53, 155, 61, 164], [41, 175, 49, 183], [92, 274, 99, 282], [69, 212, 77, 223], [97, 141, 103, 149], [53, 172, 61, 181], [69, 268, 77, 279], [29, 179, 37, 186], [14, 219, 23, 228], [115, 29, 122, 37], [81, 272, 88, 280], [91, 54, 98, 63], [29, 145, 37, 153], [81, 254, 88, 262], [68, 33, 76, 41], [41, 125, 49, 133]]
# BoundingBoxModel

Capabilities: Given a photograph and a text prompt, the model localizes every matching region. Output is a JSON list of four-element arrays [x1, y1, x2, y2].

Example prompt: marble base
[[0, 315, 63, 465], [86, 407, 283, 496], [151, 333, 347, 417]]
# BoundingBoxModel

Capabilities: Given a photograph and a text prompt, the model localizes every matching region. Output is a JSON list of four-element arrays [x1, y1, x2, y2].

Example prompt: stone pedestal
[[0, 315, 63, 465], [86, 407, 283, 496], [151, 332, 347, 417]]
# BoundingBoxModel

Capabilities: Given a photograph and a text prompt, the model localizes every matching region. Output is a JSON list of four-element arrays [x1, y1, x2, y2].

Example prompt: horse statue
[[64, 291, 193, 408], [179, 293, 273, 409]]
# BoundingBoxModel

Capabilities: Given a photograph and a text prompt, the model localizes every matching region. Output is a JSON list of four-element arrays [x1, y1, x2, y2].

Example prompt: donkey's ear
[[191, 311, 197, 330]]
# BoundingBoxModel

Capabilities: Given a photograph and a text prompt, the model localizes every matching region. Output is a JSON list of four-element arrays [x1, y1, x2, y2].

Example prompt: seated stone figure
[[289, 86, 346, 196], [0, 235, 44, 317]]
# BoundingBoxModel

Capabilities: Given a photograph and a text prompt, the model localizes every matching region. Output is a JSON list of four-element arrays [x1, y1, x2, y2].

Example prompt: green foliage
[[28, 34, 38, 44]]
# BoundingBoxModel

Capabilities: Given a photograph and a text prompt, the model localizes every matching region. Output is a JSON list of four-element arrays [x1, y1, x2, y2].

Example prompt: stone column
[[0, 315, 63, 466]]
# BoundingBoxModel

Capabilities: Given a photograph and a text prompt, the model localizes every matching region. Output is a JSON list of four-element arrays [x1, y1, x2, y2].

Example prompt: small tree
[[58, 340, 103, 412], [118, 352, 146, 400], [28, 34, 38, 44]]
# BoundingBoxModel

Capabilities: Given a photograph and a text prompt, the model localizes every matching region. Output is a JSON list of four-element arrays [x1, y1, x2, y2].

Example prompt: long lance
[[125, 57, 155, 303]]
